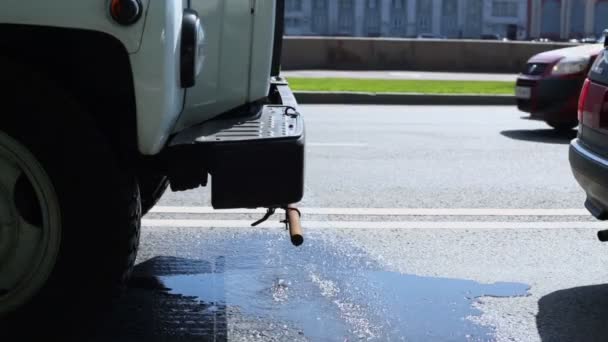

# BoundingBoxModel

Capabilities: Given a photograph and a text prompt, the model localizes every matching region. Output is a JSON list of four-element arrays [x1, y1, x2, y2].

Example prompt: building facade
[[284, 0, 528, 39], [528, 0, 608, 39]]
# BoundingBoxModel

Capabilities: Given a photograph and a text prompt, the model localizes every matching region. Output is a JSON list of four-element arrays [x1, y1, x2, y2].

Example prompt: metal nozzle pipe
[[286, 205, 304, 246]]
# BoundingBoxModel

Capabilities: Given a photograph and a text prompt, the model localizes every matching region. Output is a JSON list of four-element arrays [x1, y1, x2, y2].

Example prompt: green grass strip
[[287, 77, 515, 95]]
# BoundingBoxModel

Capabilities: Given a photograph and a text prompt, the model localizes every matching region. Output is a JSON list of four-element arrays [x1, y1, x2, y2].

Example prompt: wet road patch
[[49, 230, 529, 341], [359, 271, 529, 340], [129, 231, 529, 341]]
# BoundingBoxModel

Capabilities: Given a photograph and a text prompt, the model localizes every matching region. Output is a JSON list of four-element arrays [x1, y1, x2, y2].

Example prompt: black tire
[[0, 61, 141, 329], [140, 175, 169, 216], [546, 121, 578, 131]]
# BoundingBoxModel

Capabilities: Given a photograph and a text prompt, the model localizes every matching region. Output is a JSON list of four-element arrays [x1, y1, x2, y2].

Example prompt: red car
[[569, 38, 608, 241], [516, 43, 603, 130]]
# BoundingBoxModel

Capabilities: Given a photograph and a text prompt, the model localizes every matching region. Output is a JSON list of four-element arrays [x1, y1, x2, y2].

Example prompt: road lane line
[[308, 143, 369, 147], [150, 207, 590, 216], [142, 219, 605, 229]]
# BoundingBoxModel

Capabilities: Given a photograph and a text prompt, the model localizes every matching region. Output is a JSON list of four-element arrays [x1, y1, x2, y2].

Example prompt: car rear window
[[589, 49, 608, 85]]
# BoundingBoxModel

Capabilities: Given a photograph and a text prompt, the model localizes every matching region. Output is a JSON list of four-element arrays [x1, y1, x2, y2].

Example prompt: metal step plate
[[170, 105, 302, 147], [193, 106, 301, 143]]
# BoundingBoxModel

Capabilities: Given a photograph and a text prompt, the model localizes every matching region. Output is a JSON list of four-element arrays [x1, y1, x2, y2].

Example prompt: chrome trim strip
[[572, 138, 608, 167]]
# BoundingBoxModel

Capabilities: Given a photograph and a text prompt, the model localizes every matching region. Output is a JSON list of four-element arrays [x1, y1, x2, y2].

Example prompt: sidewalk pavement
[[282, 70, 518, 82]]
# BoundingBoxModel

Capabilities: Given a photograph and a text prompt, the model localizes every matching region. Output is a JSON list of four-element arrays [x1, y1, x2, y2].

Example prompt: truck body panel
[[249, 0, 275, 102], [175, 0, 276, 132], [0, 0, 148, 53], [130, 0, 186, 155], [0, 0, 277, 156]]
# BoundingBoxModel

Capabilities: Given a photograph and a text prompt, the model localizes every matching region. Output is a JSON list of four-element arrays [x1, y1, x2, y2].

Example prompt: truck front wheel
[[0, 65, 141, 326], [140, 175, 169, 215], [0, 130, 62, 315]]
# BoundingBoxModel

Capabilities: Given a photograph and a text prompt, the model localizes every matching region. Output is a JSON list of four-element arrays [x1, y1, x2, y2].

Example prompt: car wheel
[[547, 121, 578, 131]]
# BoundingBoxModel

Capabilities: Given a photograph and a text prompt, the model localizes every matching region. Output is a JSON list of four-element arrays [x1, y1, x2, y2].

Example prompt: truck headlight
[[181, 9, 204, 88], [551, 56, 590, 75]]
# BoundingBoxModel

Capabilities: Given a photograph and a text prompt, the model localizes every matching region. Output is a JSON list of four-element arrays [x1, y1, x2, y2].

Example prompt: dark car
[[516, 43, 603, 130], [570, 36, 608, 240]]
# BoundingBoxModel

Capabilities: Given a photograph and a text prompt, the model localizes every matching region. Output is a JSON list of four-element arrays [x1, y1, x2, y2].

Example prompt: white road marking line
[[142, 219, 606, 230], [388, 72, 423, 78], [308, 143, 368, 147], [150, 207, 590, 216]]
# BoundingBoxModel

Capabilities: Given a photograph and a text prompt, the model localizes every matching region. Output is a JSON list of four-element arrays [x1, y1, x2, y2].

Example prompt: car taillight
[[579, 78, 591, 121]]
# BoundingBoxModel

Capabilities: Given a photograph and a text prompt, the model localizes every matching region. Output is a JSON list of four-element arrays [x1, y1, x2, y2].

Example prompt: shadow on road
[[537, 284, 608, 342], [500, 129, 577, 144], [89, 256, 228, 342], [5, 256, 228, 342]]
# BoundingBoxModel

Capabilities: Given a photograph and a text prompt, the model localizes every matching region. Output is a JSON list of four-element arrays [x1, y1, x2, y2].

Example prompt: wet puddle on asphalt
[[124, 232, 530, 341]]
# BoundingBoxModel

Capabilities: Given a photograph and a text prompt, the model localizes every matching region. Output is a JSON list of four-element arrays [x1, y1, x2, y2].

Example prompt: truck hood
[[529, 44, 603, 64]]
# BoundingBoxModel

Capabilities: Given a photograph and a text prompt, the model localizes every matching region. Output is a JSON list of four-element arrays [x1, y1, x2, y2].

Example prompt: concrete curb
[[294, 91, 516, 106]]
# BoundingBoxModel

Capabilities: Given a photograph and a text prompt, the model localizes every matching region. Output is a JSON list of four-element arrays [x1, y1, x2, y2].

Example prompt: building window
[[338, 0, 355, 34], [492, 1, 518, 18], [540, 0, 560, 36], [285, 18, 301, 27], [391, 0, 407, 36], [365, 0, 381, 36], [339, 0, 353, 10], [284, 17, 302, 35], [286, 0, 302, 11], [594, 1, 608, 36], [311, 0, 328, 34], [464, 0, 482, 38], [313, 0, 326, 10], [441, 0, 458, 37], [570, 0, 585, 37], [416, 0, 433, 33]]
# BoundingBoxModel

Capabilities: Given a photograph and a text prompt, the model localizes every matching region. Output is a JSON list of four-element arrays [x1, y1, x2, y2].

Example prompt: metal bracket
[[250, 205, 304, 246], [251, 207, 277, 227]]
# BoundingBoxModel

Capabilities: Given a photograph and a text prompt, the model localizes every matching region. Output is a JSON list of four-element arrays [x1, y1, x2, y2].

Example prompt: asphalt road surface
[[54, 106, 608, 341]]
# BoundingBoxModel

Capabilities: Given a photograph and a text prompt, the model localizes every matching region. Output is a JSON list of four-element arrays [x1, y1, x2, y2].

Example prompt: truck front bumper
[[166, 78, 305, 209]]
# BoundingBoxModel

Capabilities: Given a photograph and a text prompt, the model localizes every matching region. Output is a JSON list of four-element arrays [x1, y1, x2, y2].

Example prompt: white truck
[[0, 0, 304, 319]]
